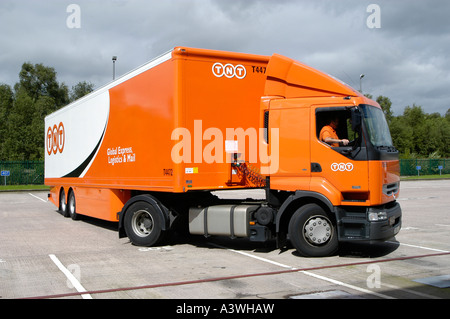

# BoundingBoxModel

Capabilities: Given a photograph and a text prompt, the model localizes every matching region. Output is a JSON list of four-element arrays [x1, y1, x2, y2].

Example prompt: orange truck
[[45, 47, 401, 257]]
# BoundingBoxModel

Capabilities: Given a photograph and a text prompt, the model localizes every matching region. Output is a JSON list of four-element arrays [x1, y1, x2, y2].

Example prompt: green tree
[[376, 95, 393, 124], [16, 62, 69, 108], [389, 104, 449, 158], [3, 87, 35, 160], [401, 104, 427, 155], [4, 62, 70, 160], [0, 84, 14, 160], [31, 95, 57, 160], [434, 115, 450, 157], [0, 62, 94, 160], [363, 94, 449, 158], [70, 81, 94, 102], [390, 115, 414, 155]]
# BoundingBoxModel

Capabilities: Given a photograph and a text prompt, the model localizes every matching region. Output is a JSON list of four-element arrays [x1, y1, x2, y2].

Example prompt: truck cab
[[260, 54, 401, 256]]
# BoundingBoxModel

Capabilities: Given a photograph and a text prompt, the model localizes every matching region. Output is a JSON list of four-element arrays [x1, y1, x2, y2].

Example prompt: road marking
[[49, 254, 92, 299], [381, 282, 440, 299], [138, 246, 174, 252], [26, 250, 450, 299], [402, 227, 420, 230], [28, 193, 47, 203], [210, 243, 295, 269], [389, 241, 449, 253], [397, 196, 437, 201], [210, 243, 395, 299], [301, 270, 395, 299]]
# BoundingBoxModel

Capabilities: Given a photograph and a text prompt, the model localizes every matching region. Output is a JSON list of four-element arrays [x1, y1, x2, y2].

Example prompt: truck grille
[[383, 182, 399, 197]]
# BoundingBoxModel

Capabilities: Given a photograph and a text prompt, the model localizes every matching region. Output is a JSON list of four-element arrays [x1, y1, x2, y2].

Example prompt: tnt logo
[[331, 162, 353, 172], [47, 122, 65, 155], [212, 62, 246, 79]]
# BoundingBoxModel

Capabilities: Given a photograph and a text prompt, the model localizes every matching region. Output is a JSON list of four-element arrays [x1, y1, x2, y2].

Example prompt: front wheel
[[288, 204, 338, 257], [124, 201, 165, 246]]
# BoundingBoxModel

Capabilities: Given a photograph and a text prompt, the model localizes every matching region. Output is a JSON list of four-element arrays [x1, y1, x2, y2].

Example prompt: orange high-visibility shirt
[[319, 125, 339, 147]]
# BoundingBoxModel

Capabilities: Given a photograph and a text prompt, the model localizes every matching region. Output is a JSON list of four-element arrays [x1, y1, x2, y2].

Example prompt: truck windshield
[[360, 105, 394, 148]]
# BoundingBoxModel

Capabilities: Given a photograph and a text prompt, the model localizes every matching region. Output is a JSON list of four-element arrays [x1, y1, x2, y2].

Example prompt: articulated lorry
[[45, 47, 401, 257]]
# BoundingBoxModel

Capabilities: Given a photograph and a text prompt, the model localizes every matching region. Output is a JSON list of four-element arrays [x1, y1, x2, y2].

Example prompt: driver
[[320, 116, 349, 147]]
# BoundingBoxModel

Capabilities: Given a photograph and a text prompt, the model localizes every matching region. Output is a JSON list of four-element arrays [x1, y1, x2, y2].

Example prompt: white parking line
[[301, 270, 395, 299], [210, 243, 295, 269], [28, 193, 47, 203], [210, 243, 395, 299], [389, 241, 449, 253], [381, 282, 440, 299], [49, 254, 92, 299]]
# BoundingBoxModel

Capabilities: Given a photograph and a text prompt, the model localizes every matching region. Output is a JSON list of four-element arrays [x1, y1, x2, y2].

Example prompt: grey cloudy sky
[[1, 0, 449, 115]]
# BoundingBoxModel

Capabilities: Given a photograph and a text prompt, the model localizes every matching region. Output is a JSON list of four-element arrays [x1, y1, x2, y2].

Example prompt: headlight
[[368, 211, 387, 221]]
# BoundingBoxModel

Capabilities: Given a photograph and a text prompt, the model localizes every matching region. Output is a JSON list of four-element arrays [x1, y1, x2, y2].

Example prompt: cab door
[[310, 106, 369, 204]]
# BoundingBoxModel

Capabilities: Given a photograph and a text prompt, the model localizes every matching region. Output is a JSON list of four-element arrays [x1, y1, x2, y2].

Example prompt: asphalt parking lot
[[0, 180, 449, 300]]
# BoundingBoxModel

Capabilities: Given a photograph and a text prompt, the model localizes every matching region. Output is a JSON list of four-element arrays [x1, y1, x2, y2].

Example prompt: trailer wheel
[[59, 188, 69, 217], [288, 204, 338, 257], [124, 201, 165, 246], [68, 190, 81, 220]]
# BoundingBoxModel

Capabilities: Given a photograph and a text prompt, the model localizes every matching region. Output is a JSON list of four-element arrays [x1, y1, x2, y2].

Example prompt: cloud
[[0, 0, 448, 115]]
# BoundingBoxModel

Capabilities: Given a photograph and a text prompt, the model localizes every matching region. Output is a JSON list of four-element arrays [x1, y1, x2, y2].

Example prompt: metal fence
[[0, 161, 44, 185], [0, 158, 449, 185], [400, 158, 449, 176]]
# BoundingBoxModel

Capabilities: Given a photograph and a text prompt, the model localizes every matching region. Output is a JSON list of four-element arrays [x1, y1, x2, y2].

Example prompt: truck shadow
[[169, 232, 279, 253], [337, 239, 400, 258], [64, 212, 119, 232], [288, 240, 400, 258], [175, 231, 400, 259], [70, 214, 400, 259]]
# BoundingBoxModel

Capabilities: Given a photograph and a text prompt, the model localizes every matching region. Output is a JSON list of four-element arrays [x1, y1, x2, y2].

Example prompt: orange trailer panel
[[45, 48, 270, 193]]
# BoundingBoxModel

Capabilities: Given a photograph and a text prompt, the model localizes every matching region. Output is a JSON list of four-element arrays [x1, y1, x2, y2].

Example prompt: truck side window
[[316, 110, 350, 146], [316, 107, 362, 158]]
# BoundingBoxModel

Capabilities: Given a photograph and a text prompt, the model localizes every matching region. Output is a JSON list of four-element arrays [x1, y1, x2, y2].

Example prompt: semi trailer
[[45, 47, 401, 257]]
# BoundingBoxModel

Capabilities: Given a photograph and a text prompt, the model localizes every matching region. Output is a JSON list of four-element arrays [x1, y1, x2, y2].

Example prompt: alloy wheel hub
[[304, 217, 332, 245]]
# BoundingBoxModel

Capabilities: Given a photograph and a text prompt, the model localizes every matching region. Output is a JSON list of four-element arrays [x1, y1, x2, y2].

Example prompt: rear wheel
[[59, 188, 69, 217], [288, 204, 338, 257], [124, 201, 165, 246], [68, 190, 81, 220]]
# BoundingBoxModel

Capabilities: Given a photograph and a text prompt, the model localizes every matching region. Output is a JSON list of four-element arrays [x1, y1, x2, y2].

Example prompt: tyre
[[59, 188, 69, 217], [288, 203, 338, 257], [124, 201, 165, 246], [68, 190, 81, 220]]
